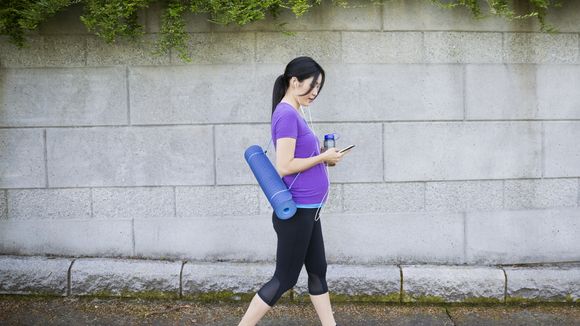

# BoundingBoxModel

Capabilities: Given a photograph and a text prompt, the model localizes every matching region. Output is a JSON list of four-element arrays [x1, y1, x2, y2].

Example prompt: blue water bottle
[[324, 134, 336, 166]]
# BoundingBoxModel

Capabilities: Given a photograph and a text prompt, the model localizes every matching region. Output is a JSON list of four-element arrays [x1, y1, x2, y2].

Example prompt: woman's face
[[292, 74, 322, 107]]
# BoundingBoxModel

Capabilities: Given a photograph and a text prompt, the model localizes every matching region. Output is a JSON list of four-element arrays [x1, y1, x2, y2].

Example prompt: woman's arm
[[275, 137, 325, 177]]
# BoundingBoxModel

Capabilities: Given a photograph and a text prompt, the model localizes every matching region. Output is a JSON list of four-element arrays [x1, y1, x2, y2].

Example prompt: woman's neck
[[281, 96, 300, 111]]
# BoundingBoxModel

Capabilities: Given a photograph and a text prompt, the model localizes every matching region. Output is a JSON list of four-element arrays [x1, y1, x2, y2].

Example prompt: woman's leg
[[239, 209, 315, 325], [305, 212, 336, 326], [238, 293, 271, 326]]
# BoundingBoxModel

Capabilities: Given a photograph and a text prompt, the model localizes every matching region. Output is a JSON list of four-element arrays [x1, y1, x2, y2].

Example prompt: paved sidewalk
[[1, 296, 579, 325]]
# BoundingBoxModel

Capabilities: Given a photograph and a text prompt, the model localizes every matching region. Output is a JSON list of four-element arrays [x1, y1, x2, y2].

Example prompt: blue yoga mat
[[244, 145, 297, 220]]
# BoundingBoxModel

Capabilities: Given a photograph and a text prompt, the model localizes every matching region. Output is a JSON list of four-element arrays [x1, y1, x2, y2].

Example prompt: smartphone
[[339, 145, 356, 153]]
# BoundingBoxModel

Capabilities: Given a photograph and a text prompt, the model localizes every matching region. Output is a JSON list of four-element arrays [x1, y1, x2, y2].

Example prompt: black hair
[[271, 56, 325, 115]]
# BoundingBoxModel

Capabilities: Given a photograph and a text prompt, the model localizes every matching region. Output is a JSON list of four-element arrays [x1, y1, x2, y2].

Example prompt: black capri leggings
[[257, 208, 329, 307]]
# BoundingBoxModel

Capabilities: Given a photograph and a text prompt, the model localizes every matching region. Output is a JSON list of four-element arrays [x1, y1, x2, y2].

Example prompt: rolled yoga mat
[[244, 145, 297, 220]]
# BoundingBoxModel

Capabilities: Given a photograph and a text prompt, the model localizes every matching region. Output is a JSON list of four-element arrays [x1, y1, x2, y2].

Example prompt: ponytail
[[272, 74, 287, 115]]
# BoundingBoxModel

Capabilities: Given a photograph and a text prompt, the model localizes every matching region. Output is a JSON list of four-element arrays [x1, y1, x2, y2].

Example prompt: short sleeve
[[273, 109, 299, 140]]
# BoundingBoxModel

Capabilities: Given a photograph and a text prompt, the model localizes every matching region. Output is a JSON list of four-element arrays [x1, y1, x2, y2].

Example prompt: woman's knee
[[307, 270, 328, 295], [257, 274, 299, 306]]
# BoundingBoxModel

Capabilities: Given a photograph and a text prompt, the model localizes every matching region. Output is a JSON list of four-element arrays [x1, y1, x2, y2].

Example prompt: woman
[[238, 57, 349, 326]]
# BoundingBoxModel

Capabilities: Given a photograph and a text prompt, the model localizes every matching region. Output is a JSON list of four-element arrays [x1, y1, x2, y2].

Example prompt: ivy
[[0, 0, 568, 62]]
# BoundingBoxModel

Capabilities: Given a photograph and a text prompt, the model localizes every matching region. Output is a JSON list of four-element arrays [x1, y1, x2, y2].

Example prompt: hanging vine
[[0, 0, 567, 62]]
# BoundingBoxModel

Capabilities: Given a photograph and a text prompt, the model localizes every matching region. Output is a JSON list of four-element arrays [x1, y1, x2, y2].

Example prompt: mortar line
[[340, 183, 344, 212], [501, 267, 508, 304], [578, 178, 580, 207], [84, 37, 88, 66], [398, 264, 403, 303], [421, 31, 426, 62], [212, 125, 217, 185], [423, 182, 427, 211], [502, 179, 505, 209], [382, 123, 385, 182], [173, 186, 177, 217], [90, 188, 94, 218], [3, 190, 7, 219], [179, 260, 186, 298], [126, 66, 131, 125], [462, 64, 466, 120], [4, 119, 580, 130], [67, 259, 76, 296], [253, 32, 257, 63], [5, 177, 576, 191], [500, 31, 505, 64], [43, 129, 49, 187], [463, 211, 467, 263], [379, 1, 384, 32], [541, 121, 545, 179], [131, 218, 135, 256]]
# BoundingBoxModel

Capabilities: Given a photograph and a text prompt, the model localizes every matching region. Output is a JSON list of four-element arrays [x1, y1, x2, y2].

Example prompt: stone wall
[[1, 0, 579, 265]]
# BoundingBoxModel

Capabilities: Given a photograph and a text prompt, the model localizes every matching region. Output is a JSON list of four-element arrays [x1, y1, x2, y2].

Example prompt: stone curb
[[1, 255, 579, 303]]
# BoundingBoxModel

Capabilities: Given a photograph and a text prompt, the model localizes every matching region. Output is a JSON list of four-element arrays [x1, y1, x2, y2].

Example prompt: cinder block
[[176, 185, 260, 217], [181, 261, 273, 296], [256, 32, 341, 64], [343, 183, 424, 213], [259, 184, 342, 214], [382, 0, 533, 32], [0, 256, 73, 296], [0, 67, 127, 127], [0, 129, 45, 188], [0, 35, 85, 67], [322, 212, 465, 264], [133, 217, 276, 262], [544, 122, 580, 178], [93, 187, 175, 219], [47, 126, 214, 187], [312, 123, 383, 183], [505, 265, 580, 302], [342, 32, 423, 63], [465, 207, 580, 264], [503, 33, 579, 64], [87, 34, 170, 66], [8, 188, 91, 219], [71, 258, 181, 298], [169, 32, 254, 64], [129, 66, 267, 124], [537, 65, 580, 119], [384, 122, 542, 181], [504, 178, 578, 209], [294, 264, 400, 300], [215, 124, 273, 185], [310, 64, 463, 122], [0, 219, 133, 257], [424, 32, 503, 63], [0, 191, 6, 219], [402, 265, 505, 303], [466, 65, 538, 119], [425, 180, 503, 212]]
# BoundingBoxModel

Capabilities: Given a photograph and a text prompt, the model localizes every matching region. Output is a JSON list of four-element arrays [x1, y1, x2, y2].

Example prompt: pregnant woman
[[238, 56, 350, 326]]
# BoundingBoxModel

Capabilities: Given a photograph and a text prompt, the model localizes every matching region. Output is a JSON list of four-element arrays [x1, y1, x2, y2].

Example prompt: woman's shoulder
[[272, 102, 299, 120]]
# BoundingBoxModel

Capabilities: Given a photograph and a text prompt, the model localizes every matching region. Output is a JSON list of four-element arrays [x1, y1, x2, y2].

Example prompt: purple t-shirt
[[271, 102, 329, 205]]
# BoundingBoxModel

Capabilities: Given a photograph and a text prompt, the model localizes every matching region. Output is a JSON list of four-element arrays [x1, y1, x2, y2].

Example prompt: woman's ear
[[292, 77, 299, 89]]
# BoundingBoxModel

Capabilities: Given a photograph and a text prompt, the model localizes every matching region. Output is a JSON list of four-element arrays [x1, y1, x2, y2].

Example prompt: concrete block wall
[[1, 0, 579, 265]]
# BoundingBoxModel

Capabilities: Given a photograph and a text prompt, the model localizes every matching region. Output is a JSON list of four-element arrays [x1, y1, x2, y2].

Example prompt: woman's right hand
[[320, 148, 343, 166]]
